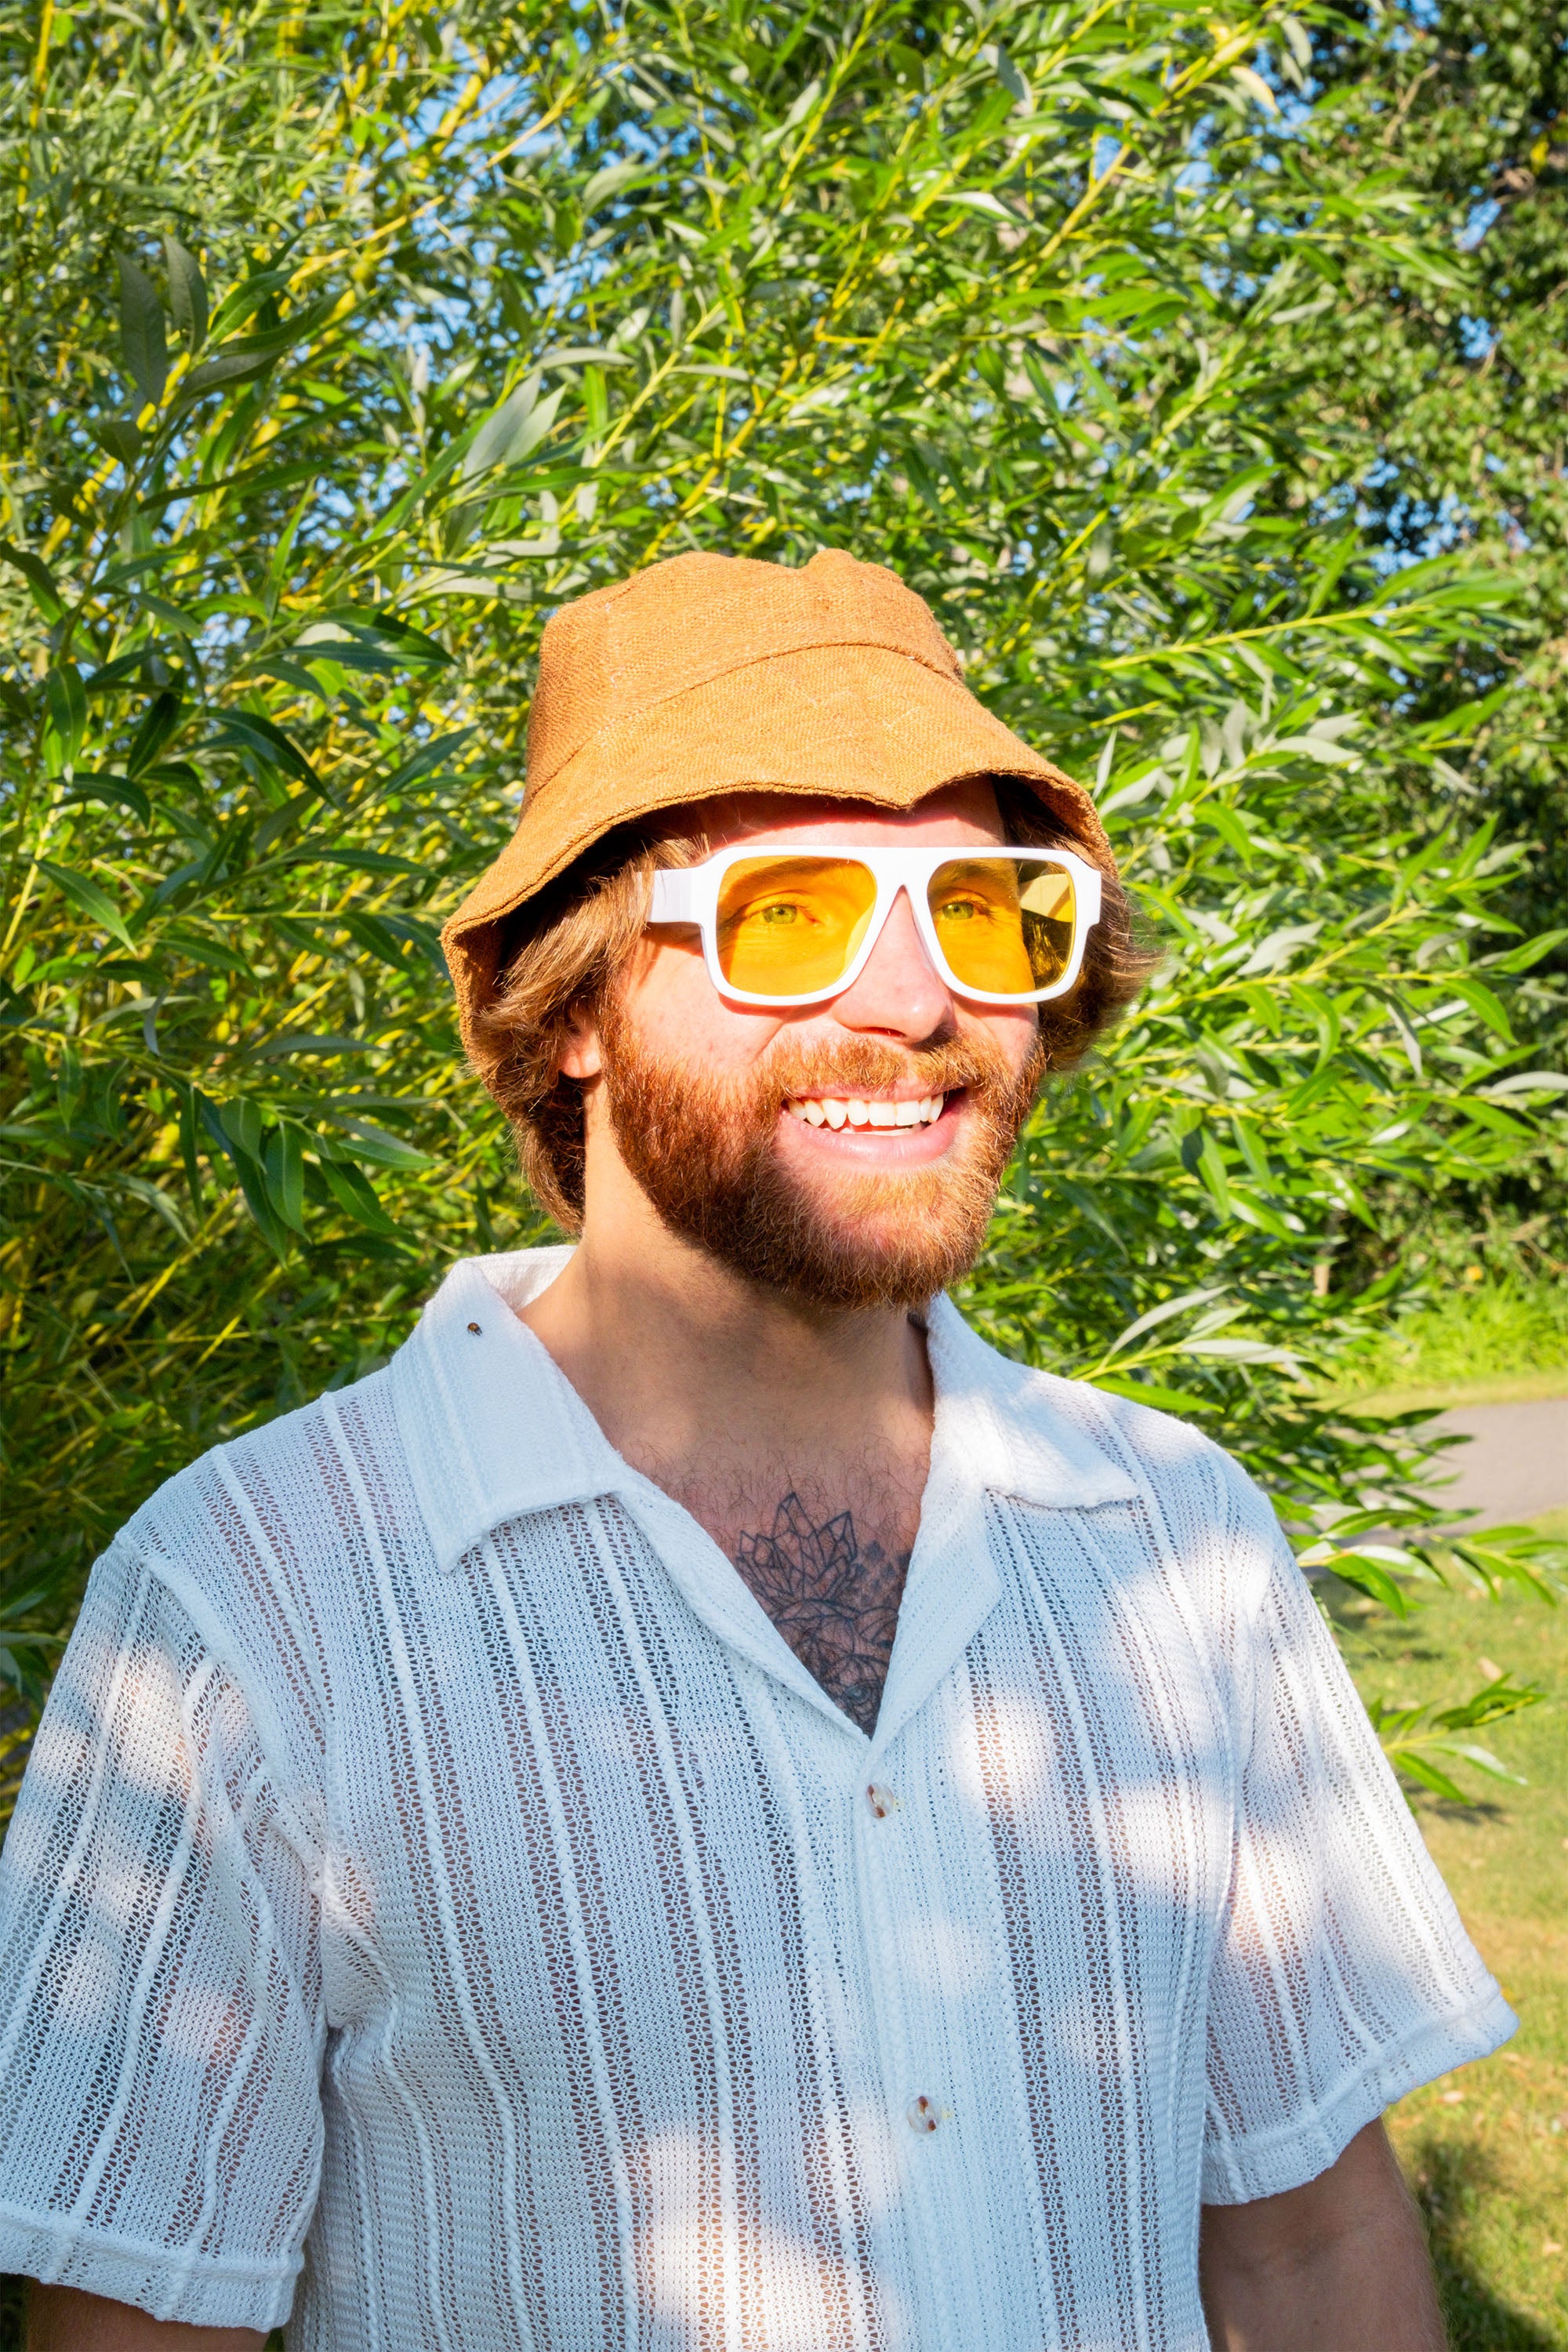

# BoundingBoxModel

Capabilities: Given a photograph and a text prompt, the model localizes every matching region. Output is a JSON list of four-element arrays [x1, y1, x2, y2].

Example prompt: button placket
[[855, 1766, 949, 2151]]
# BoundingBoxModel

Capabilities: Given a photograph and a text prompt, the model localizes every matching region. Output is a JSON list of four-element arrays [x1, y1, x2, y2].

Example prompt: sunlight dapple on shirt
[[0, 1247, 1512, 2350]]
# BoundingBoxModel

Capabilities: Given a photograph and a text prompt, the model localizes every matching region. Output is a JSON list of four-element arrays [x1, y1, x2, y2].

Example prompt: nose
[[829, 886, 955, 1044]]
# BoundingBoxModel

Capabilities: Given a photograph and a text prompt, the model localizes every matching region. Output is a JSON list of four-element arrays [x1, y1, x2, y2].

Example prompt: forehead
[[677, 776, 1007, 852]]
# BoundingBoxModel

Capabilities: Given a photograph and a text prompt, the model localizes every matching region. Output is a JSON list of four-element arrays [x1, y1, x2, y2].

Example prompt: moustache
[[753, 1031, 1029, 1107]]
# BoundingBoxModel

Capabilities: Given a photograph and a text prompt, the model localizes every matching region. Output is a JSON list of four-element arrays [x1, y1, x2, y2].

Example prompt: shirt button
[[906, 2096, 939, 2134], [466, 1322, 482, 1334], [865, 1784, 895, 1820]]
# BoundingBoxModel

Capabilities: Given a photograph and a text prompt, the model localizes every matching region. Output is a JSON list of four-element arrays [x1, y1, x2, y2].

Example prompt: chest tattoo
[[733, 1490, 910, 1736]]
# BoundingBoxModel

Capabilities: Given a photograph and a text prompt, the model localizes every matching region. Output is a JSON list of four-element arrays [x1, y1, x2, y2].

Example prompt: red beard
[[596, 1004, 1046, 1312]]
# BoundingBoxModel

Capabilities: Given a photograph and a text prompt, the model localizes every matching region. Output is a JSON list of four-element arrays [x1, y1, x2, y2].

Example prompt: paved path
[[1422, 1397, 1568, 1530]]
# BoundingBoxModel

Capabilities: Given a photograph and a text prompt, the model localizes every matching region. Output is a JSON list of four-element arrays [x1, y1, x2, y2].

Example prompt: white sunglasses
[[647, 842, 1103, 1008]]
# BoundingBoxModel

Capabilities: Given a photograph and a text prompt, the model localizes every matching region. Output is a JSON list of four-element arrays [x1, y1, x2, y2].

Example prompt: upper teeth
[[785, 1094, 946, 1129]]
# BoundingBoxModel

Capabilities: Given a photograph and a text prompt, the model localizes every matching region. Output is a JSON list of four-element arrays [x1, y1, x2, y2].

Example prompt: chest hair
[[644, 1452, 924, 1736]]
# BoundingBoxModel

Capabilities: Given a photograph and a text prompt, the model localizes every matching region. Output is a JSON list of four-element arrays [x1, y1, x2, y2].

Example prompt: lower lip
[[775, 1094, 964, 1165]]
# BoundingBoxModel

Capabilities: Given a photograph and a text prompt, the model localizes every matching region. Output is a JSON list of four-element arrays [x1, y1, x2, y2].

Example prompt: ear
[[556, 998, 604, 1082]]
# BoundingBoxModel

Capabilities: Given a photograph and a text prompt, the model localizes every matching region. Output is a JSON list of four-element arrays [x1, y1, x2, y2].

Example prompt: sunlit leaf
[[460, 378, 567, 482], [2, 540, 64, 623], [35, 860, 135, 953], [43, 662, 88, 772]]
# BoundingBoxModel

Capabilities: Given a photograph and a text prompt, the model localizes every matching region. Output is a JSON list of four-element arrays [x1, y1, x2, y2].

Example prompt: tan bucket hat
[[441, 547, 1112, 1043]]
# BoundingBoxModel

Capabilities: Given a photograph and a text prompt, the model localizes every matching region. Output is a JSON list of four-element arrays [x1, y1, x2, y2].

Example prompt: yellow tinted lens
[[717, 856, 878, 997], [928, 858, 1077, 996]]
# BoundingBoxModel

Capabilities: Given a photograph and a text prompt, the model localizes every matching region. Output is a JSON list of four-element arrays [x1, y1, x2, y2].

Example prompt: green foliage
[[1283, 1, 1568, 1274], [1, 0, 1563, 1805], [1330, 1276, 1568, 1402], [1367, 1677, 1546, 1809]]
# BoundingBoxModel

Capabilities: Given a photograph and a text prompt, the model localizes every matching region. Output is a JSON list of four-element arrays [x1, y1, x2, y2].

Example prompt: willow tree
[[1267, 0, 1568, 1281], [0, 0, 1560, 1805]]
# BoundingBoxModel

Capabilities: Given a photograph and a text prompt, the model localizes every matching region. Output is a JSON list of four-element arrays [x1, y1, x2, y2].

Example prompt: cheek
[[619, 940, 785, 1073], [976, 1005, 1040, 1077]]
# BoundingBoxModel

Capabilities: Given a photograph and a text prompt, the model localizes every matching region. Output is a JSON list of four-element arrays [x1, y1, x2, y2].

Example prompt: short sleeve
[[1200, 1480, 1515, 2205], [0, 1541, 324, 2332]]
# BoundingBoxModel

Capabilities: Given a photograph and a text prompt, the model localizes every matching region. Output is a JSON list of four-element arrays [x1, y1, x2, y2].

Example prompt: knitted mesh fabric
[[0, 1256, 1512, 2347]]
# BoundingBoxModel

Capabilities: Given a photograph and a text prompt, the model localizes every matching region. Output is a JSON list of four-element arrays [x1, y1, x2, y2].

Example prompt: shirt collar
[[388, 1247, 629, 1574], [388, 1249, 1139, 1584], [921, 1292, 1140, 1512]]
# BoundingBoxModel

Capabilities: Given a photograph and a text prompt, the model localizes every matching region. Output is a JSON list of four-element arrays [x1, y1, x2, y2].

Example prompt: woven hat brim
[[441, 641, 1111, 1049]]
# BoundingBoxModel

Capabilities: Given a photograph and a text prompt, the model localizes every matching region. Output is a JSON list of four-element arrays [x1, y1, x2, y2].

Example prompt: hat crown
[[441, 544, 1113, 1076], [525, 548, 962, 796]]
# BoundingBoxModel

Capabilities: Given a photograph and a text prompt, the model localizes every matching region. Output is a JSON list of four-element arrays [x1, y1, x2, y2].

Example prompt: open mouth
[[782, 1092, 949, 1131]]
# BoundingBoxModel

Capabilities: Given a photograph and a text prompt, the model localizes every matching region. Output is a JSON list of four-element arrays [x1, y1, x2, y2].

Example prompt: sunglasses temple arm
[[648, 870, 701, 924]]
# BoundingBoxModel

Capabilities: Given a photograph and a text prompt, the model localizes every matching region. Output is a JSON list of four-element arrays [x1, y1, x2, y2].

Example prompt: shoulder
[[1027, 1363, 1223, 1481], [107, 1362, 408, 1737], [121, 1361, 401, 1587], [108, 1244, 590, 1648], [935, 1296, 1239, 1506], [1040, 1357, 1279, 1534], [1042, 1370, 1272, 1521], [934, 1300, 1283, 1602]]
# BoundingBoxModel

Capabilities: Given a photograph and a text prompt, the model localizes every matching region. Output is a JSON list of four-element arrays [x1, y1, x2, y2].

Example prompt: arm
[[1199, 2118, 1444, 2352], [0, 1548, 321, 2347], [27, 2288, 265, 2352]]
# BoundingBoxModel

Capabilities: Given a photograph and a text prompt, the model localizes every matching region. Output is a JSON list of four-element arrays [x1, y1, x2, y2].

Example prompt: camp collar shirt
[[0, 1246, 1511, 2350]]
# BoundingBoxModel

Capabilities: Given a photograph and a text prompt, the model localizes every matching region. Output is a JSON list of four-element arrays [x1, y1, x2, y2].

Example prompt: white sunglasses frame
[[647, 841, 1104, 1008]]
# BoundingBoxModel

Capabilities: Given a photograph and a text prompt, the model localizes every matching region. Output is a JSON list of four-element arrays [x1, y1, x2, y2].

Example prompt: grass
[[1333, 1514, 1568, 2350], [1347, 1366, 1568, 1417], [1327, 1279, 1568, 1417]]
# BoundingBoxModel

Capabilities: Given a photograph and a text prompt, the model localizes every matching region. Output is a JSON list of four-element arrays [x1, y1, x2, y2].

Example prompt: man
[[2, 551, 1508, 2351]]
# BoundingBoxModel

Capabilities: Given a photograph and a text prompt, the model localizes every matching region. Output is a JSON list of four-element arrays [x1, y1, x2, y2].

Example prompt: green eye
[[937, 895, 983, 923], [755, 899, 803, 926]]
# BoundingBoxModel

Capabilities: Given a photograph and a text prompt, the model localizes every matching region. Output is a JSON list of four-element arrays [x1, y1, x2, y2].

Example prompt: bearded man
[[2, 552, 1508, 2352]]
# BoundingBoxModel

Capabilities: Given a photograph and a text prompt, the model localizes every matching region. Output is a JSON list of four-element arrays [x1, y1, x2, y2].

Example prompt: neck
[[517, 1142, 932, 1486]]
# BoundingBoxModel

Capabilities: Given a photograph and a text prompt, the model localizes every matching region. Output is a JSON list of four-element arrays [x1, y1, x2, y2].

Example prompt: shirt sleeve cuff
[[0, 2200, 300, 2334], [1200, 1987, 1518, 2206]]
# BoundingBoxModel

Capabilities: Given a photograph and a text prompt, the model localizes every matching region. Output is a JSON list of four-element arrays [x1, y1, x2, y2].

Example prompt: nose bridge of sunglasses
[[845, 877, 942, 987]]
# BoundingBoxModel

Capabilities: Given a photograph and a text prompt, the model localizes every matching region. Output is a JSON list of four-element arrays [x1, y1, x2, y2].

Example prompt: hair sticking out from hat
[[469, 781, 1158, 1232]]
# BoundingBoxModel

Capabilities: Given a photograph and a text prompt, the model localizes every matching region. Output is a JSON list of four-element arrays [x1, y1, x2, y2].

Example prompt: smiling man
[[1, 552, 1509, 2351]]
